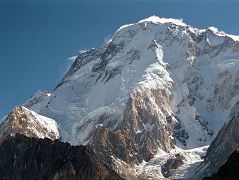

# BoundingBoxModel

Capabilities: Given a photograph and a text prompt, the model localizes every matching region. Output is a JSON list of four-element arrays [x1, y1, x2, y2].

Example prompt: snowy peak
[[30, 16, 239, 148], [115, 16, 186, 35], [114, 15, 239, 48], [0, 106, 59, 141], [138, 15, 187, 26]]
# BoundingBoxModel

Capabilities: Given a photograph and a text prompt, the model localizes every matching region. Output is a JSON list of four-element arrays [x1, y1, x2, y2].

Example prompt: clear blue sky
[[1, 0, 239, 117]]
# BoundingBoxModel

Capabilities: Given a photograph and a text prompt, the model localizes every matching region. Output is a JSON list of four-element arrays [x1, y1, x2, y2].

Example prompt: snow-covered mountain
[[0, 105, 59, 142], [5, 16, 239, 179]]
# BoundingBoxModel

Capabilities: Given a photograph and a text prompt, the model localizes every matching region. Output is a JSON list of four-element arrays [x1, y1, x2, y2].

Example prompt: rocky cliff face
[[0, 133, 123, 180], [0, 105, 59, 142], [16, 16, 239, 178], [192, 111, 239, 179]]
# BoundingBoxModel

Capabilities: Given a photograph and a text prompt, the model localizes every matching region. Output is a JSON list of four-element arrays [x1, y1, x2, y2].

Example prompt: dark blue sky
[[1, 0, 239, 117]]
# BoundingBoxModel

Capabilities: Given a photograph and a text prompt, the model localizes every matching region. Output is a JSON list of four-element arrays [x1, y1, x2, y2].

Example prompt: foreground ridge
[[0, 133, 123, 180]]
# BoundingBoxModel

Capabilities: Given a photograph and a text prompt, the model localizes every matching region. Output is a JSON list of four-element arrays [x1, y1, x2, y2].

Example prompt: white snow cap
[[116, 16, 186, 34], [208, 26, 219, 32], [138, 15, 186, 26]]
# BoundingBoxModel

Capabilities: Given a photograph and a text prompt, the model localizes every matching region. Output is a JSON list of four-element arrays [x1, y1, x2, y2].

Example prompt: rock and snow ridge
[[2, 16, 239, 179], [23, 90, 51, 114], [0, 105, 59, 141]]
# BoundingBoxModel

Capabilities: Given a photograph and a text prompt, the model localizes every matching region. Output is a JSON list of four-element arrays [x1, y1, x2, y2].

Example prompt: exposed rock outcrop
[[89, 88, 174, 165], [161, 153, 184, 178]]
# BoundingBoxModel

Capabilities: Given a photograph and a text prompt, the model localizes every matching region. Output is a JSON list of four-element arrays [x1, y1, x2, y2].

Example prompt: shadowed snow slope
[[23, 90, 51, 114]]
